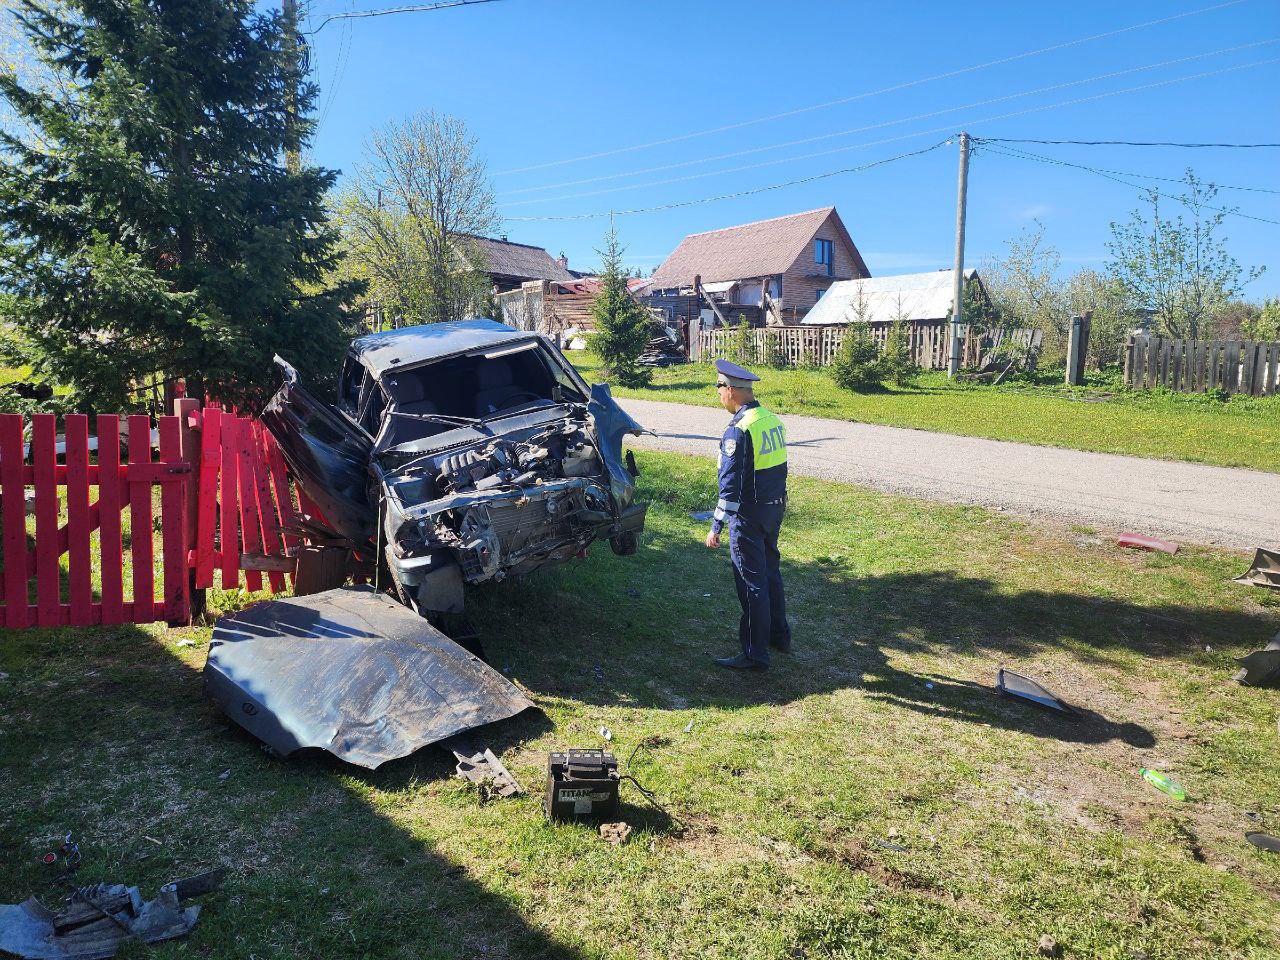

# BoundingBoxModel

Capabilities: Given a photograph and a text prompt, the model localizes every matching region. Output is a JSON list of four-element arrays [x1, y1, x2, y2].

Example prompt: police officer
[[704, 359, 790, 670]]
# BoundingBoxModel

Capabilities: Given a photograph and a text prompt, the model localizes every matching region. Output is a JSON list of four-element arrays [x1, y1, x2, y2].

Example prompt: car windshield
[[377, 342, 586, 447]]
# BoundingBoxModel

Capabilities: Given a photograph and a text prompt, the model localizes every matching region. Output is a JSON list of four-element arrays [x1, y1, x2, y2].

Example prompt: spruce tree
[[588, 226, 650, 388], [0, 0, 361, 409]]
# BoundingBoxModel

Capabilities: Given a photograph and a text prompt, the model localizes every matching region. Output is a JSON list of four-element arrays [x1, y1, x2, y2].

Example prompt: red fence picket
[[0, 403, 303, 631]]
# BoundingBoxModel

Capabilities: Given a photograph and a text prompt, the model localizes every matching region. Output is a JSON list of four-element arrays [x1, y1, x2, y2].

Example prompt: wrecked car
[[261, 319, 648, 616]]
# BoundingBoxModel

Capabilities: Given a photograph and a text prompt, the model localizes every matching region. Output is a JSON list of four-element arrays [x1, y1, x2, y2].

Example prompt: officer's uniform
[[711, 360, 790, 666]]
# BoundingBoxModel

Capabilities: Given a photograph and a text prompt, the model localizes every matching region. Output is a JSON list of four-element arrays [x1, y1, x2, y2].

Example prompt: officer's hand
[[705, 529, 720, 549]]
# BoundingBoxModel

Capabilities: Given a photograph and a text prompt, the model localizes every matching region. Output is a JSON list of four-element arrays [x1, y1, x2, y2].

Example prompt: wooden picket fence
[[694, 322, 1037, 371], [1124, 334, 1280, 396], [0, 400, 304, 630]]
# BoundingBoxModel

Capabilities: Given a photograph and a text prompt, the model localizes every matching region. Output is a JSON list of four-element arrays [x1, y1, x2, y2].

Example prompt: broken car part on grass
[[0, 870, 223, 960], [995, 667, 1079, 716], [1233, 547, 1280, 590], [1234, 633, 1280, 689], [1116, 532, 1179, 555], [204, 586, 533, 770], [262, 319, 648, 615]]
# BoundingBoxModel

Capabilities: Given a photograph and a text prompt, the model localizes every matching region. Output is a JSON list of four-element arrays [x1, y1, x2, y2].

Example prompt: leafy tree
[[981, 222, 1069, 362], [762, 329, 789, 368], [336, 111, 496, 327], [1107, 170, 1264, 341], [588, 226, 650, 387], [1064, 268, 1132, 369], [729, 317, 757, 366], [1242, 297, 1280, 343], [0, 0, 359, 409], [829, 322, 883, 392]]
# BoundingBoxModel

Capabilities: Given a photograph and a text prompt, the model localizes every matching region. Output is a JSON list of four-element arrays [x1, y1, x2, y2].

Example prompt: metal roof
[[800, 269, 979, 326], [351, 319, 532, 374]]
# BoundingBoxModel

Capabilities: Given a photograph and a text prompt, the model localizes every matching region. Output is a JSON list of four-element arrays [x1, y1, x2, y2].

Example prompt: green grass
[[2, 453, 1278, 958], [571, 355, 1280, 474]]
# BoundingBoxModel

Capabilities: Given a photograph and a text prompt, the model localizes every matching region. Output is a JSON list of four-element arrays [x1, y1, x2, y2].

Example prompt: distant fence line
[[694, 322, 1038, 371], [1124, 334, 1280, 396]]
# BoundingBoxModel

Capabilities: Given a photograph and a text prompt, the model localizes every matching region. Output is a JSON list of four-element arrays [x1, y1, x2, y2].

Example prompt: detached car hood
[[203, 586, 533, 768]]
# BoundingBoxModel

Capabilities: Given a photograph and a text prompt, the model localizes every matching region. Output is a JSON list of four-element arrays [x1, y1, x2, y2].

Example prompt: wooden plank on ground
[[159, 416, 189, 624], [64, 415, 93, 625], [1, 415, 31, 626], [128, 414, 155, 624], [97, 416, 124, 624]]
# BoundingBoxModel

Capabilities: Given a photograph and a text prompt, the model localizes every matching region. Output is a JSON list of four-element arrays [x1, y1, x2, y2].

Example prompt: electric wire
[[499, 38, 1280, 199], [496, 0, 1250, 175], [501, 141, 951, 222], [499, 57, 1280, 210], [306, 0, 506, 35], [977, 142, 1280, 225], [976, 137, 1280, 148]]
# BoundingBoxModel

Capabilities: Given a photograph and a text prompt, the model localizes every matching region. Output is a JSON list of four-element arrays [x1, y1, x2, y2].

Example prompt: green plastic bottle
[[1141, 768, 1186, 801]]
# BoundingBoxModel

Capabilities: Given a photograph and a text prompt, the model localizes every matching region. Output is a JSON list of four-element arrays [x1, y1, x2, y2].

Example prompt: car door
[[260, 355, 376, 548]]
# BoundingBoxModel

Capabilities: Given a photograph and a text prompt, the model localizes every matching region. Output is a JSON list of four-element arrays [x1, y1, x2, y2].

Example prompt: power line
[[306, 0, 506, 35], [498, 57, 1280, 209], [502, 141, 951, 222], [974, 137, 1280, 148], [979, 143, 1280, 225], [499, 38, 1279, 199], [971, 140, 1280, 194], [495, 0, 1250, 176]]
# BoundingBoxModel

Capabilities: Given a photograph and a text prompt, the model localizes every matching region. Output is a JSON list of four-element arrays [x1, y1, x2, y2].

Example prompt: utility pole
[[283, 0, 300, 173], [947, 132, 970, 378]]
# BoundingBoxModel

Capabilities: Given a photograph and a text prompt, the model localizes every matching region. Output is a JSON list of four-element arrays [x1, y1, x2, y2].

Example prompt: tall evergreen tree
[[588, 226, 650, 388], [0, 0, 361, 409]]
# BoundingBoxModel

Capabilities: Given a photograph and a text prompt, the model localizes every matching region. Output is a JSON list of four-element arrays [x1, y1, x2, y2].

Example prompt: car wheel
[[610, 531, 638, 556]]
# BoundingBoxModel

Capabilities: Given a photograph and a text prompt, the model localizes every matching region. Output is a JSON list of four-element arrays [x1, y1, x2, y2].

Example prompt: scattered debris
[[598, 726, 612, 741], [683, 719, 695, 734], [204, 587, 532, 769], [445, 735, 522, 799], [39, 834, 82, 877], [1117, 532, 1179, 555], [599, 822, 632, 846], [924, 682, 934, 691], [174, 639, 197, 649], [0, 869, 224, 959], [1038, 933, 1061, 958], [1140, 768, 1186, 801], [702, 593, 711, 598], [216, 770, 230, 782], [1233, 547, 1280, 589], [594, 663, 605, 683], [996, 668, 1078, 716], [690, 510, 714, 522], [1234, 634, 1280, 688], [625, 588, 640, 598], [142, 837, 162, 847], [873, 839, 908, 853], [0, 671, 9, 681], [1245, 832, 1280, 854]]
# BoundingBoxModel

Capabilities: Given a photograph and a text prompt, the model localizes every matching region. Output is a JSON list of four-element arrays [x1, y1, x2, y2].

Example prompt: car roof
[[350, 319, 535, 375]]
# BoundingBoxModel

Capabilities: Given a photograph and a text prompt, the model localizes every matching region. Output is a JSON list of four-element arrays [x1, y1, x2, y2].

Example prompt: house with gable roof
[[646, 207, 870, 322]]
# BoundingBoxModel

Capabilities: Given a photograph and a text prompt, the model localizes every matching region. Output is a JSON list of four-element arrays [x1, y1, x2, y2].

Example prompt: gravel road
[[618, 396, 1279, 551]]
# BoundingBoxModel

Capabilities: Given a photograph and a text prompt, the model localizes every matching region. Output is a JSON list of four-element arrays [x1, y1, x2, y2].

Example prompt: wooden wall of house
[[778, 211, 868, 314]]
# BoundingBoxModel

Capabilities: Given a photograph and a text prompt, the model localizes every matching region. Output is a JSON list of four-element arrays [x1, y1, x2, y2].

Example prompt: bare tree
[[338, 111, 498, 325], [1107, 170, 1264, 341]]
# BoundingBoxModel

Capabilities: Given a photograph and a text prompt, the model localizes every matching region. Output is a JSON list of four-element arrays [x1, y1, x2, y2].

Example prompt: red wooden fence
[[0, 402, 303, 631]]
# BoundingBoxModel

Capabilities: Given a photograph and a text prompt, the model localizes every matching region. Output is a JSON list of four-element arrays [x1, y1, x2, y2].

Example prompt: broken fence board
[[235, 417, 264, 593], [195, 407, 221, 590], [219, 412, 241, 591]]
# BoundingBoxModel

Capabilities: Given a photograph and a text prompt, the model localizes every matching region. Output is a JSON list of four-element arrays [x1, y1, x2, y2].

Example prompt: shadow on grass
[[468, 535, 1275, 750], [0, 623, 588, 960]]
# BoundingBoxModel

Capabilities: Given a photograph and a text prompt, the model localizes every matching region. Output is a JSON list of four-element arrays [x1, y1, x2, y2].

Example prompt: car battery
[[545, 749, 620, 821]]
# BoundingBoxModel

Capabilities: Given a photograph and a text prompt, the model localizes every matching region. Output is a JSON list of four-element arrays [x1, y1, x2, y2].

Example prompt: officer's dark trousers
[[728, 503, 789, 665]]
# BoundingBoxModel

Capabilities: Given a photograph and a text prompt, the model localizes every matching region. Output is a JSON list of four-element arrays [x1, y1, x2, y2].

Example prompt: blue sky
[[297, 0, 1280, 297]]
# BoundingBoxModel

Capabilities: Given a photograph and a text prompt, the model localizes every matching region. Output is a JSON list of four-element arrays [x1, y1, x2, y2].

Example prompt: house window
[[814, 238, 833, 276], [815, 288, 825, 303]]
